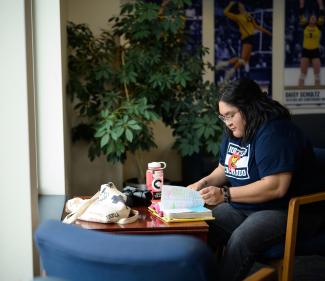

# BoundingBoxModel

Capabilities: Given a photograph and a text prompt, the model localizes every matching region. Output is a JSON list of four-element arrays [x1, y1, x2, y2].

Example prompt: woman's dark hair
[[218, 78, 291, 143]]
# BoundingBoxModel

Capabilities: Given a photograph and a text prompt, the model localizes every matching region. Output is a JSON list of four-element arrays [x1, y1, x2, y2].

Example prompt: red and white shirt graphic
[[224, 143, 250, 180]]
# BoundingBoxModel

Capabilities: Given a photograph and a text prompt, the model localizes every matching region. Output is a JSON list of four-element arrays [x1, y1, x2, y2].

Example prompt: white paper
[[160, 185, 204, 210]]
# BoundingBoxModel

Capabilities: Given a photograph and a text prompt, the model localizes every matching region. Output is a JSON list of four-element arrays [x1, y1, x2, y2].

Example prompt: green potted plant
[[67, 0, 223, 184]]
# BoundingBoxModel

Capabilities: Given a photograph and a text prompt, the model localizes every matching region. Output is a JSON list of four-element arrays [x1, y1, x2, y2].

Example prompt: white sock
[[244, 63, 250, 72], [299, 73, 306, 86], [215, 60, 229, 71], [238, 58, 246, 65], [224, 68, 236, 81]]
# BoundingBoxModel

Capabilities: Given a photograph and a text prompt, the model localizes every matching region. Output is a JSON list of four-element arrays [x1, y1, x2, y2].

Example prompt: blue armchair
[[35, 220, 217, 281], [263, 147, 325, 281]]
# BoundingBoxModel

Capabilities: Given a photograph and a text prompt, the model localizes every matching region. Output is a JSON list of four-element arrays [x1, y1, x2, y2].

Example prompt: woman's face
[[218, 101, 246, 138]]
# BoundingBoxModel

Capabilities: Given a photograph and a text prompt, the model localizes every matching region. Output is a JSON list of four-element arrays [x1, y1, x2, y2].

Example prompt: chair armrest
[[243, 267, 276, 281], [282, 191, 325, 281], [290, 191, 325, 206]]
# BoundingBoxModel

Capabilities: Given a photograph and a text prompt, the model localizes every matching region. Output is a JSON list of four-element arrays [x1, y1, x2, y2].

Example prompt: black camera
[[122, 185, 152, 207]]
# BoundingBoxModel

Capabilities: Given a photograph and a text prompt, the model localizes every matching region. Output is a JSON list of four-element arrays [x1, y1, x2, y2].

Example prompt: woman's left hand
[[199, 186, 224, 206]]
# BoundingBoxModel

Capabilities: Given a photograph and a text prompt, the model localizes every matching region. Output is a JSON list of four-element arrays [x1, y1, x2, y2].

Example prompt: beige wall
[[67, 0, 124, 194], [123, 120, 182, 184], [67, 0, 120, 36]]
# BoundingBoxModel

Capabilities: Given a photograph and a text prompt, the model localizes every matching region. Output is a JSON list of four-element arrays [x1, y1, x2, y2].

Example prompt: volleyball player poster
[[214, 0, 273, 94], [284, 0, 325, 106]]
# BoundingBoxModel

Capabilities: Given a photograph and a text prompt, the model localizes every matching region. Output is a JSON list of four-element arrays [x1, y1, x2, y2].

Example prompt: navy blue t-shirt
[[219, 118, 315, 210]]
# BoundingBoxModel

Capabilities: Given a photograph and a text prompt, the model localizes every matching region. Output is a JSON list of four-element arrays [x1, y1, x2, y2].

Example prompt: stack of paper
[[148, 185, 214, 222], [162, 206, 213, 220]]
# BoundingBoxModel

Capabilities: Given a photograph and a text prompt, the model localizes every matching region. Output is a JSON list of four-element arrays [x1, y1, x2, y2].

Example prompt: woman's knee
[[208, 204, 245, 245], [227, 225, 255, 251], [211, 204, 246, 230], [227, 210, 287, 252]]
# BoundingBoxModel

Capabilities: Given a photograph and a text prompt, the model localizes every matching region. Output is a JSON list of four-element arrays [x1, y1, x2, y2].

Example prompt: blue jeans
[[208, 203, 288, 281]]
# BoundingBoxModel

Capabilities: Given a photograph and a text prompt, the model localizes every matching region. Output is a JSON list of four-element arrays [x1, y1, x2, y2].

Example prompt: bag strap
[[62, 191, 100, 224], [116, 209, 139, 225]]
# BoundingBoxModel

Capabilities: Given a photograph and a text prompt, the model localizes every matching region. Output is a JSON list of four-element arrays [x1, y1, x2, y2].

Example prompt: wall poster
[[284, 0, 325, 107], [184, 0, 202, 52], [214, 0, 273, 94]]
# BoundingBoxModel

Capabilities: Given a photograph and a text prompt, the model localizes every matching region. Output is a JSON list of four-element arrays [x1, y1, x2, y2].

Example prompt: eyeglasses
[[218, 111, 239, 124]]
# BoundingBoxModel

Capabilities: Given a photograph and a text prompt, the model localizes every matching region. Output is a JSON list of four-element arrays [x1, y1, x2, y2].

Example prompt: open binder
[[148, 185, 215, 223]]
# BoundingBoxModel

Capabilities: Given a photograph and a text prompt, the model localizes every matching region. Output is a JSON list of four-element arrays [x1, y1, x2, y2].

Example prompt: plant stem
[[121, 49, 129, 101], [134, 150, 145, 184], [159, 0, 171, 16]]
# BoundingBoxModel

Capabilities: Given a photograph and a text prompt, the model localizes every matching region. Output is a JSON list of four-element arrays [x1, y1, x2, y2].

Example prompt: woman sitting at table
[[188, 78, 323, 281]]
